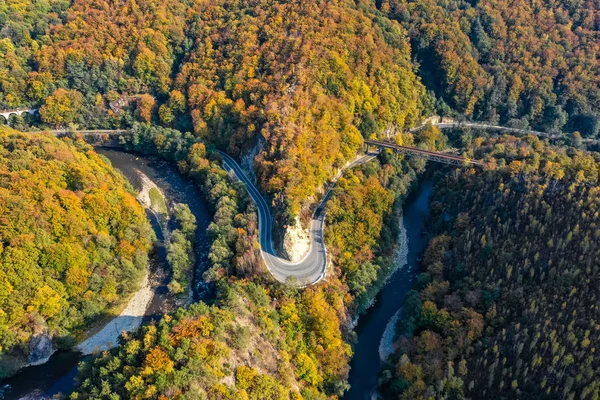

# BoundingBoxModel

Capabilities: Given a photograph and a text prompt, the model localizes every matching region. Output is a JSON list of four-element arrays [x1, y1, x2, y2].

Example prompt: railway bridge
[[17, 128, 484, 285], [47, 129, 487, 167], [364, 139, 486, 167]]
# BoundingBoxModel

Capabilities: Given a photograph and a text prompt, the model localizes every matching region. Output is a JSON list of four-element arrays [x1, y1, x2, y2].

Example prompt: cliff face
[[0, 130, 154, 379], [281, 217, 311, 262], [0, 333, 55, 380], [241, 141, 311, 263], [28, 334, 54, 366]]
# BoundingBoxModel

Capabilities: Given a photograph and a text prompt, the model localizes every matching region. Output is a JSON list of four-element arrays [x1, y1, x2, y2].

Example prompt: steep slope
[[4, 0, 426, 221], [380, 135, 600, 399], [385, 0, 600, 136], [70, 127, 356, 398], [63, 121, 423, 398], [0, 128, 154, 377], [174, 0, 426, 218]]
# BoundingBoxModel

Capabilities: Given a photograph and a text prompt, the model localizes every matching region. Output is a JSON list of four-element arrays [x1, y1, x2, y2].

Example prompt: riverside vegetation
[[63, 123, 429, 399], [2, 0, 600, 398], [1, 0, 427, 225], [166, 203, 197, 296]]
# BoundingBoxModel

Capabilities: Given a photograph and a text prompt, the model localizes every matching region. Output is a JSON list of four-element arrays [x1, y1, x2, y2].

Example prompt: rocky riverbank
[[378, 216, 409, 362], [77, 170, 167, 354]]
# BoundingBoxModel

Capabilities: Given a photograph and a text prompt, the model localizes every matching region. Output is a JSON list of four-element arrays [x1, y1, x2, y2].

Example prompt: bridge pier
[[0, 109, 37, 126]]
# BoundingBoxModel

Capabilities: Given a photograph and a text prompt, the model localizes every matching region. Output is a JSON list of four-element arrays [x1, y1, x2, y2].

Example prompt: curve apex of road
[[217, 150, 377, 286]]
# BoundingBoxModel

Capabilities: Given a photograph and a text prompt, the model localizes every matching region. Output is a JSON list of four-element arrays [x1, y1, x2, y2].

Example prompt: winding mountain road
[[39, 122, 543, 285], [422, 121, 556, 138], [410, 117, 598, 144], [218, 151, 378, 285]]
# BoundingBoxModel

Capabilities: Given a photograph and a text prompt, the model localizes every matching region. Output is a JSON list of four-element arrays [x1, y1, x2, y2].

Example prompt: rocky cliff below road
[[282, 217, 311, 262]]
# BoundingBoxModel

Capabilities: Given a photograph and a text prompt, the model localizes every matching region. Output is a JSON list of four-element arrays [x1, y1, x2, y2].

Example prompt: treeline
[[379, 135, 600, 399], [384, 0, 600, 137], [123, 124, 262, 281], [0, 127, 154, 378]]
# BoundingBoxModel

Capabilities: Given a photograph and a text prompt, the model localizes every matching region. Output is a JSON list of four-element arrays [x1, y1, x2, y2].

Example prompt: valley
[[1, 0, 599, 398]]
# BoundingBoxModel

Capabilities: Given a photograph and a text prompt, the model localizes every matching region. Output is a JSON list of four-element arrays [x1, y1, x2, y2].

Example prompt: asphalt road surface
[[218, 150, 377, 285]]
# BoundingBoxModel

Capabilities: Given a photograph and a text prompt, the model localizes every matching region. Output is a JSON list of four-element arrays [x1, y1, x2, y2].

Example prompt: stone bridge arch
[[0, 108, 37, 126]]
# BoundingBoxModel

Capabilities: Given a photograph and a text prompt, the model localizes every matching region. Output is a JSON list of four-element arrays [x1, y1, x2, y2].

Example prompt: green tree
[[39, 88, 83, 127]]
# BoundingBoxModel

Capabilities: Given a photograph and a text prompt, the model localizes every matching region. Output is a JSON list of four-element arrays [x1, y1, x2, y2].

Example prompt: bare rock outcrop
[[281, 216, 310, 262], [27, 333, 54, 366]]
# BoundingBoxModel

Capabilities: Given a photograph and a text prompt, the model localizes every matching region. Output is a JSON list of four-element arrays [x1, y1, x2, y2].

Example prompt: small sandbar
[[77, 273, 153, 355], [77, 170, 167, 355]]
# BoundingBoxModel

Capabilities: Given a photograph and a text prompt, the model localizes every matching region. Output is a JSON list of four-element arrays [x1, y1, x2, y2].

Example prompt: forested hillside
[[0, 0, 70, 110], [65, 120, 435, 398], [326, 148, 421, 312], [67, 125, 358, 398], [384, 0, 600, 137], [1, 0, 427, 221], [5, 0, 600, 397], [71, 282, 343, 400], [173, 0, 426, 218], [0, 128, 154, 377], [379, 135, 600, 399]]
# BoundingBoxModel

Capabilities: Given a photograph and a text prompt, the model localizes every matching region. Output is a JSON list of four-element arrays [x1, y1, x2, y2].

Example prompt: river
[[345, 179, 434, 400], [96, 149, 213, 306], [1, 149, 212, 400], [2, 153, 433, 399]]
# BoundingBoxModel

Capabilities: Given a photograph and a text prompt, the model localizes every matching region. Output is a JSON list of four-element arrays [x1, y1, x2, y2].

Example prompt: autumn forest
[[1, 0, 600, 399]]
